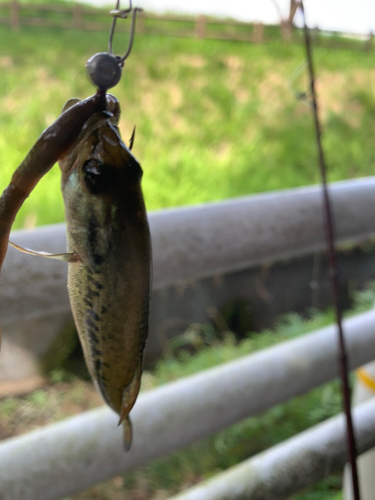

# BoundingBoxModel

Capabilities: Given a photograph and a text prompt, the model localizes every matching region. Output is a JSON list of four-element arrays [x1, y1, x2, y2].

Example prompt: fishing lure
[[0, 1, 151, 450], [0, 92, 106, 278]]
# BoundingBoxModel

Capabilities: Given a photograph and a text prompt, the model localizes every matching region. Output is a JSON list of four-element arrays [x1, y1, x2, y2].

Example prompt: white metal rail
[[168, 398, 375, 500], [1, 308, 375, 499], [1, 177, 375, 384]]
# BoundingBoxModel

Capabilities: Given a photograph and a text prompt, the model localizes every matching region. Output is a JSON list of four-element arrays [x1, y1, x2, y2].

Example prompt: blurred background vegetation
[[0, 2, 374, 498], [0, 13, 374, 229]]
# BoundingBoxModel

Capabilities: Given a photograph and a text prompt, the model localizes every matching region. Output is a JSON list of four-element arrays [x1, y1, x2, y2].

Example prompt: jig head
[[86, 0, 143, 91]]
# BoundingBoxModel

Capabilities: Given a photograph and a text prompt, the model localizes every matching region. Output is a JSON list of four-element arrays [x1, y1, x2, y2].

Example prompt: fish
[[1, 93, 151, 450], [58, 93, 152, 450]]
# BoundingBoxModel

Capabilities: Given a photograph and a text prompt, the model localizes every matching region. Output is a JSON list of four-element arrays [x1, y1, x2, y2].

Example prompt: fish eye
[[82, 159, 109, 194]]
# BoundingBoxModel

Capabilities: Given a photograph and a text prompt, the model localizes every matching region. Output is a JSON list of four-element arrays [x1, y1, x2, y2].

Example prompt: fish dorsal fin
[[9, 241, 79, 263], [129, 125, 136, 150]]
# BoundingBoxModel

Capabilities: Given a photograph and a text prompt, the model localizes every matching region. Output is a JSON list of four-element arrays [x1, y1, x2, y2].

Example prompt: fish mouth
[[80, 112, 113, 140]]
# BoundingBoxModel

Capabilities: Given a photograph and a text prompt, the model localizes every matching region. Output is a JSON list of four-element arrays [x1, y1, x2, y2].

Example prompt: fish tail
[[118, 364, 142, 424], [123, 416, 132, 451], [117, 364, 142, 451]]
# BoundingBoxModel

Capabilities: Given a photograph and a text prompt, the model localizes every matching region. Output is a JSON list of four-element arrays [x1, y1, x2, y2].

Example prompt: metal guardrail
[[1, 308, 375, 499], [1, 179, 375, 498], [168, 398, 375, 500], [1, 178, 375, 388]]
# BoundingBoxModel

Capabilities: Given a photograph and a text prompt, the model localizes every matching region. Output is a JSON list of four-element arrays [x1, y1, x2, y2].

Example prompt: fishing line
[[298, 1, 361, 499]]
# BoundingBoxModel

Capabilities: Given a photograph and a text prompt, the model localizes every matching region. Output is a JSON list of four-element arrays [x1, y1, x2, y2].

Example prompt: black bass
[[59, 94, 151, 450], [0, 93, 151, 450]]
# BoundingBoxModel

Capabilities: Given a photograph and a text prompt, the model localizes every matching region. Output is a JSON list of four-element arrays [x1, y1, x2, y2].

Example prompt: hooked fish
[[0, 93, 152, 450], [60, 94, 151, 449]]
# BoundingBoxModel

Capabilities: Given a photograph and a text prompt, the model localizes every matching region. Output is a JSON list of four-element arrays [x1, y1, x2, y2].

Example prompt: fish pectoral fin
[[9, 241, 80, 263], [123, 416, 132, 452]]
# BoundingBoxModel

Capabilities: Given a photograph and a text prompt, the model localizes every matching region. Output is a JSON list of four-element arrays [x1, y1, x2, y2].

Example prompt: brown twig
[[298, 2, 361, 499]]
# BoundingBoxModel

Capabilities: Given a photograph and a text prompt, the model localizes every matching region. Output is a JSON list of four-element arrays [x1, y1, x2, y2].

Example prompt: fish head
[[58, 94, 145, 267]]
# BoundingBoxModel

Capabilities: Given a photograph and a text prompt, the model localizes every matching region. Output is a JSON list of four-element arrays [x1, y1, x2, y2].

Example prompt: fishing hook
[[108, 0, 143, 66]]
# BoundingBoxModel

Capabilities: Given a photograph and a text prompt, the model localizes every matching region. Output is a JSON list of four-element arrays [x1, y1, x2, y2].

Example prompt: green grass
[[0, 24, 374, 228]]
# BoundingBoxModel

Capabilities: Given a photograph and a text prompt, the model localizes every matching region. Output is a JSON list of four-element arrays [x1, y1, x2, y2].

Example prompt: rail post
[[195, 14, 206, 38], [10, 0, 19, 31]]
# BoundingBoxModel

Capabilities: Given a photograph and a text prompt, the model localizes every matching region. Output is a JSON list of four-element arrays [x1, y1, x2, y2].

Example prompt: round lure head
[[86, 53, 122, 90]]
